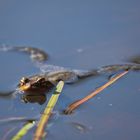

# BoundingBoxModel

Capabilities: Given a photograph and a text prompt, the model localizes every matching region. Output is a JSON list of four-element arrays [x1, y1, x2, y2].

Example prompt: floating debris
[[77, 48, 84, 53], [64, 70, 128, 114], [108, 103, 113, 106]]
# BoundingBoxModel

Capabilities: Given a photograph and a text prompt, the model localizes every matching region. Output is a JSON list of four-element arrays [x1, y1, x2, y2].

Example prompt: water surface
[[0, 1, 140, 140]]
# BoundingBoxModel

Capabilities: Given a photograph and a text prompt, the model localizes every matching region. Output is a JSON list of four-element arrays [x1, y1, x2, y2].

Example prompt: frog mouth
[[19, 84, 31, 91]]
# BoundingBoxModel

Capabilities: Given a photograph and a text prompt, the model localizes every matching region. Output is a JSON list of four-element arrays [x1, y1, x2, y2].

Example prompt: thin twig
[[64, 71, 128, 114]]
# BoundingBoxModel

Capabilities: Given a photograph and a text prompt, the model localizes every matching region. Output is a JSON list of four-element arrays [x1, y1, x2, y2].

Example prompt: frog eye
[[20, 77, 30, 84]]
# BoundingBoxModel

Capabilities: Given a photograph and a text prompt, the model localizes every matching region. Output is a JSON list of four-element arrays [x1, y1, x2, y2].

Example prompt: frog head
[[18, 76, 54, 94]]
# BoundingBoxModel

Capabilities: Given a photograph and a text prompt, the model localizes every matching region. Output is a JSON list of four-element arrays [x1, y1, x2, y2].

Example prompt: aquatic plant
[[34, 81, 64, 140], [12, 120, 35, 140]]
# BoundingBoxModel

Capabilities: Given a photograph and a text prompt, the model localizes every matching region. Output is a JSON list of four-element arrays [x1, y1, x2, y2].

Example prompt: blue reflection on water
[[0, 1, 140, 140]]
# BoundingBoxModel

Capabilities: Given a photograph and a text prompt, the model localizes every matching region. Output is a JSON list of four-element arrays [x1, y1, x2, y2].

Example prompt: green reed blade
[[34, 81, 64, 140], [12, 121, 35, 140]]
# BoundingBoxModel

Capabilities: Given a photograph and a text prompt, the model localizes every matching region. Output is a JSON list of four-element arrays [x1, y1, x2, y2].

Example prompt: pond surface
[[0, 0, 140, 140]]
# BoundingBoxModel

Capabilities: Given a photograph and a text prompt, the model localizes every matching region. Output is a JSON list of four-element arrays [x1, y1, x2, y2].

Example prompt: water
[[0, 0, 140, 140]]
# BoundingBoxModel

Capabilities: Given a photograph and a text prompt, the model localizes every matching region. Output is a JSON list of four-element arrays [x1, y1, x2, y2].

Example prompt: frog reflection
[[19, 76, 55, 105], [21, 93, 46, 105]]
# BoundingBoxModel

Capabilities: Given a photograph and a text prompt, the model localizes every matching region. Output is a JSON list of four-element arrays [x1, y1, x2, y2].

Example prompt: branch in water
[[64, 70, 128, 114]]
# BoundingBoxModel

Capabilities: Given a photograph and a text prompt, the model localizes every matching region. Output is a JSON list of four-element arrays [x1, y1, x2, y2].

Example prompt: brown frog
[[18, 69, 98, 94]]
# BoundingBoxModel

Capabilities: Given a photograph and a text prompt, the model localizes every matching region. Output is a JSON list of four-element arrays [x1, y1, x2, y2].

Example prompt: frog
[[0, 45, 140, 104]]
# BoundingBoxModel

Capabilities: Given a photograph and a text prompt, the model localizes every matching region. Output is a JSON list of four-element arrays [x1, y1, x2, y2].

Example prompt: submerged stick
[[34, 81, 64, 140], [64, 71, 128, 114], [12, 121, 35, 140]]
